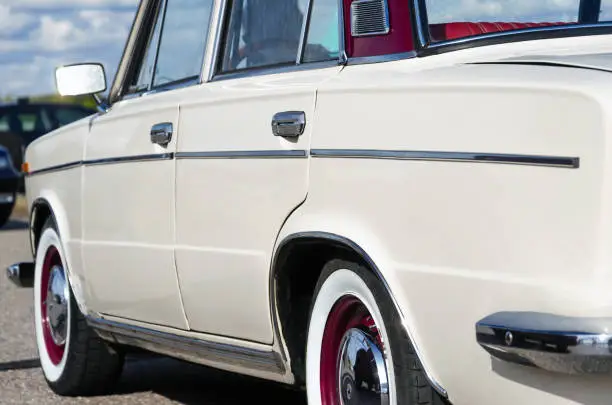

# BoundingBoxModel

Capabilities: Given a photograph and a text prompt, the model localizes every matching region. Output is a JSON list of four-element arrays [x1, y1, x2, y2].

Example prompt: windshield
[[424, 0, 612, 43]]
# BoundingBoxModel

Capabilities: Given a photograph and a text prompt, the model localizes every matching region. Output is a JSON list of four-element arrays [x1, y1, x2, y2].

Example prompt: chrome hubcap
[[45, 265, 68, 346], [337, 328, 389, 405]]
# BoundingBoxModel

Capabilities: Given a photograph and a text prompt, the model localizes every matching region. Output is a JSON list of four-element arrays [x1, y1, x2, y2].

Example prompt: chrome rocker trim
[[476, 312, 612, 375], [87, 317, 286, 375], [6, 262, 34, 288]]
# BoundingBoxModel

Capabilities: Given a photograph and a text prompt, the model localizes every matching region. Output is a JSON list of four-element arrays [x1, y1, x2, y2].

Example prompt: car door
[[174, 0, 342, 343], [81, 0, 215, 329]]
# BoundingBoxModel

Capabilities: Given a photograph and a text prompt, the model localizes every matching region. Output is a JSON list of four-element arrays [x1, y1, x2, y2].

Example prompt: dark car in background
[[0, 98, 96, 177], [0, 145, 18, 227]]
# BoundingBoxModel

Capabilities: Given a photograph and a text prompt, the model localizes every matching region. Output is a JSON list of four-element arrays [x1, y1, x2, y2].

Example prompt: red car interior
[[429, 22, 572, 42]]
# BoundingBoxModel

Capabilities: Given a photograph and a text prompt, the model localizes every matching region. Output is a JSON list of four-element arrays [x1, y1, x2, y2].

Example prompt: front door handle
[[272, 111, 306, 138], [151, 123, 173, 147]]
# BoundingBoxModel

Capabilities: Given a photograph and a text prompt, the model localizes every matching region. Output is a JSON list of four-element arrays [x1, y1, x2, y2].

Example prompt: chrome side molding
[[6, 262, 34, 288], [476, 312, 612, 375], [87, 317, 286, 375]]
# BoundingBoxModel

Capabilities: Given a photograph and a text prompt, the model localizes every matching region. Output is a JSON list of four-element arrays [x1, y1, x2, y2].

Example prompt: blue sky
[[0, 0, 609, 98], [0, 0, 139, 98]]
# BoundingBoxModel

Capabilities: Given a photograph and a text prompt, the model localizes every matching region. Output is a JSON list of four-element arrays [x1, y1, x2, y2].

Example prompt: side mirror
[[55, 63, 107, 97]]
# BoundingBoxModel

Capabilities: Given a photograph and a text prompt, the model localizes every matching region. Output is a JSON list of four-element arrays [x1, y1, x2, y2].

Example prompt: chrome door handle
[[272, 111, 306, 138], [151, 123, 173, 147]]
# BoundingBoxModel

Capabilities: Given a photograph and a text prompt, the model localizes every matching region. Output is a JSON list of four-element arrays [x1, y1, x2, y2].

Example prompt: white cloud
[[0, 5, 34, 35], [30, 10, 133, 52], [0, 3, 137, 97]]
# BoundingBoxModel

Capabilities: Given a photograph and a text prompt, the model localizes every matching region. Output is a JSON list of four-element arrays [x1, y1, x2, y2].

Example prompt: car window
[[425, 0, 580, 24], [424, 0, 583, 42], [152, 0, 214, 87], [0, 108, 52, 134], [129, 0, 166, 93], [220, 0, 309, 73], [602, 2, 612, 20], [54, 107, 93, 126], [303, 0, 340, 63], [17, 114, 37, 132]]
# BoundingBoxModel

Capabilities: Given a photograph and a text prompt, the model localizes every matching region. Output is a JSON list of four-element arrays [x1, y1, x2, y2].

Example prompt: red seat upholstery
[[429, 22, 571, 42]]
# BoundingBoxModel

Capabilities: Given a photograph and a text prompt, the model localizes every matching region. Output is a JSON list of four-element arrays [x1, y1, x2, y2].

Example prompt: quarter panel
[[302, 62, 612, 404]]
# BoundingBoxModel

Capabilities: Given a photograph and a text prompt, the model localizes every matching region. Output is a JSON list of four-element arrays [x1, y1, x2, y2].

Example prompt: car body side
[[22, 33, 612, 405]]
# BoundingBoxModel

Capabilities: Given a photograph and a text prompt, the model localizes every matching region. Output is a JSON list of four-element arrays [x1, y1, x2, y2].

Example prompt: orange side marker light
[[22, 162, 30, 174]]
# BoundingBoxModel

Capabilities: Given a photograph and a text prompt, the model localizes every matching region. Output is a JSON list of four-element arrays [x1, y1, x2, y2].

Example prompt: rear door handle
[[151, 123, 173, 147], [272, 111, 306, 138]]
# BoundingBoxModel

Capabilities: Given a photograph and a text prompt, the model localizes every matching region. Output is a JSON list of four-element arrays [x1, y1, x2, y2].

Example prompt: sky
[[0, 0, 610, 98], [0, 0, 139, 98]]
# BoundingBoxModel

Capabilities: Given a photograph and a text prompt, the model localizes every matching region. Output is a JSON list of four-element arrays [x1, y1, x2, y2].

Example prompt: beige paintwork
[[175, 66, 342, 343], [286, 49, 612, 404], [81, 93, 188, 329], [22, 5, 612, 403]]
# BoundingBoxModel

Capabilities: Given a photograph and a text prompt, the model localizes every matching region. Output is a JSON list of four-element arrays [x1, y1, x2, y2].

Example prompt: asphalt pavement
[[0, 210, 306, 405]]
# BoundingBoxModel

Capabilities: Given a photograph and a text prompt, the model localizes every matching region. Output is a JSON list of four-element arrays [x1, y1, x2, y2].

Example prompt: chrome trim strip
[[27, 150, 310, 176], [310, 149, 579, 168], [412, 0, 429, 48], [28, 161, 83, 176], [175, 150, 307, 159], [270, 232, 448, 397], [28, 153, 175, 176], [206, 0, 229, 82], [212, 60, 341, 82], [297, 0, 314, 64], [347, 51, 417, 65], [338, 0, 347, 64], [85, 153, 175, 166], [87, 316, 286, 374], [476, 312, 612, 375]]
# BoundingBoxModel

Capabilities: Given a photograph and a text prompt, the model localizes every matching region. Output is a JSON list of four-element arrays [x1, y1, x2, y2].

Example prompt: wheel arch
[[29, 194, 89, 316], [270, 230, 448, 399]]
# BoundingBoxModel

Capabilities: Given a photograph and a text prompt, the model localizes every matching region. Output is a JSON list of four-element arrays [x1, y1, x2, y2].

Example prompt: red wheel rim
[[320, 296, 384, 405], [40, 246, 65, 365]]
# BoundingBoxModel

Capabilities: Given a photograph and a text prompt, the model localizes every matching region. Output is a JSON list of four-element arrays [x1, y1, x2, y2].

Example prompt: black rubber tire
[[310, 259, 449, 405], [0, 201, 14, 228], [38, 218, 125, 396]]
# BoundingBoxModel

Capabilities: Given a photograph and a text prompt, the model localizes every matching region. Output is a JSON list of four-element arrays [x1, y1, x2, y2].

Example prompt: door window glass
[[153, 0, 214, 87], [220, 0, 309, 72], [601, 2, 612, 20], [303, 0, 340, 63]]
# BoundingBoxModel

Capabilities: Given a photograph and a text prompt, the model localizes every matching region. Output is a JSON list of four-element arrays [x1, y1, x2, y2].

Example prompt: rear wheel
[[306, 259, 447, 405], [34, 219, 124, 396]]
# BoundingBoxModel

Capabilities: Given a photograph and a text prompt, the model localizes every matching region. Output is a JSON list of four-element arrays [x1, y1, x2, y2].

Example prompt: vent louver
[[350, 0, 390, 37]]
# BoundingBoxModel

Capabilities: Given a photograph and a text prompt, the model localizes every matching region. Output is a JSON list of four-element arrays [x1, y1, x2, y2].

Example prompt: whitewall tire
[[33, 218, 124, 396], [305, 259, 447, 405], [34, 225, 71, 382]]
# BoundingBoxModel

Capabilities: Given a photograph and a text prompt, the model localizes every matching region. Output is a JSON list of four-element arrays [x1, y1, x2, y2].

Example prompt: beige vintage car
[[7, 0, 612, 404]]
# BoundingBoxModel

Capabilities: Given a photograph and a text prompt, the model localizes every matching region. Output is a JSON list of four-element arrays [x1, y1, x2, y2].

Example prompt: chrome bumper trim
[[0, 193, 14, 204], [6, 262, 34, 288], [476, 312, 612, 375]]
